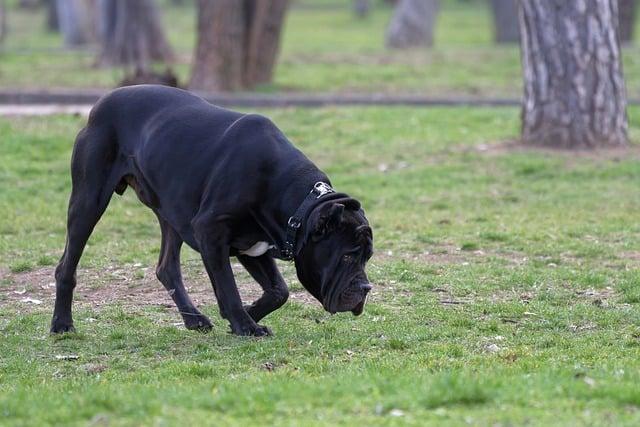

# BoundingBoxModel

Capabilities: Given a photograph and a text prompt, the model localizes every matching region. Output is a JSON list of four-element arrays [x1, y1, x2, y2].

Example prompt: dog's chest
[[239, 241, 273, 257]]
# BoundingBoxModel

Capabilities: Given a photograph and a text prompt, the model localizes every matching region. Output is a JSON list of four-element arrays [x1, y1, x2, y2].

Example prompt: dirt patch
[[575, 287, 617, 307], [468, 139, 640, 162], [375, 244, 530, 267], [621, 251, 640, 263], [0, 263, 318, 313]]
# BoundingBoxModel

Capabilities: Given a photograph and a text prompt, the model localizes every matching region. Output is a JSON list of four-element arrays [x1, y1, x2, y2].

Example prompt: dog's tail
[[69, 121, 126, 211]]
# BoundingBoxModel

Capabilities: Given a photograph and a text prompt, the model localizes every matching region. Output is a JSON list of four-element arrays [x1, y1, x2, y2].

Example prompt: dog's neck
[[254, 171, 328, 259]]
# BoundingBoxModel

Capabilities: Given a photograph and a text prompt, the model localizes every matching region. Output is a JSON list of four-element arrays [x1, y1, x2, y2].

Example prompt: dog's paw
[[252, 324, 272, 337], [183, 313, 213, 332], [50, 317, 75, 334], [231, 322, 272, 337]]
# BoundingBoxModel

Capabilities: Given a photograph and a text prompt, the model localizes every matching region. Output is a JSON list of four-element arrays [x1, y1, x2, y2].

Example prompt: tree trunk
[[18, 0, 38, 9], [353, 0, 371, 18], [98, 0, 173, 72], [0, 0, 6, 43], [46, 0, 59, 31], [490, 0, 519, 43], [190, 0, 290, 92], [519, 0, 628, 148], [618, 0, 636, 43], [385, 0, 439, 48], [97, 0, 116, 44], [244, 0, 289, 86], [190, 0, 244, 91], [56, 0, 93, 46]]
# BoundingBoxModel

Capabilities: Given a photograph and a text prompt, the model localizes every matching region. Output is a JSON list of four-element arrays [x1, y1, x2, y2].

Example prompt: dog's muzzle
[[336, 282, 372, 316]]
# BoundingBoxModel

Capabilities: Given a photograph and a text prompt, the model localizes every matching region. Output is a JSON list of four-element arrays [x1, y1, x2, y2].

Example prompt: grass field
[[1, 107, 640, 425], [2, 1, 640, 98]]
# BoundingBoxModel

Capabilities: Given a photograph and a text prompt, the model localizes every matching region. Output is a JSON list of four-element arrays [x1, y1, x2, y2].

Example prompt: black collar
[[279, 182, 335, 260]]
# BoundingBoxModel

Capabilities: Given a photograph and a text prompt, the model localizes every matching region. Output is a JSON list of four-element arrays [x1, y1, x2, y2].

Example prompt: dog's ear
[[312, 203, 344, 241], [336, 197, 360, 211]]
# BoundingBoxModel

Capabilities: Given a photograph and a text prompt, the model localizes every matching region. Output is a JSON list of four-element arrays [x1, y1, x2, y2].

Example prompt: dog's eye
[[342, 254, 353, 263]]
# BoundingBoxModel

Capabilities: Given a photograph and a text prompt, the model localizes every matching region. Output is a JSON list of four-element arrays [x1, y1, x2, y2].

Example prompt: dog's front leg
[[194, 218, 272, 337], [237, 254, 289, 322]]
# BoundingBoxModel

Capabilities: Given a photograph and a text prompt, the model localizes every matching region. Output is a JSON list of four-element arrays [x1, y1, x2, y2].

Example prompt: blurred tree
[[618, 0, 636, 43], [489, 0, 519, 43], [98, 0, 173, 72], [0, 0, 6, 43], [353, 0, 371, 18], [46, 0, 59, 31], [190, 0, 290, 91], [520, 0, 627, 148], [385, 0, 439, 48], [56, 0, 94, 46], [18, 0, 38, 8]]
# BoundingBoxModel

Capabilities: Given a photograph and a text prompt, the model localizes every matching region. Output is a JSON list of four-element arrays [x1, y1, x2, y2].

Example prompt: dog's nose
[[360, 283, 372, 294]]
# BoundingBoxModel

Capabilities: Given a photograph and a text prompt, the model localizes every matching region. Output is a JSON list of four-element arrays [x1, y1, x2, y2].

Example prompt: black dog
[[50, 85, 373, 336]]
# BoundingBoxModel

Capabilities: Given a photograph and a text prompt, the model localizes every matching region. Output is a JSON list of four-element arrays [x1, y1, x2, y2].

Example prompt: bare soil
[[0, 263, 318, 313], [470, 139, 640, 161]]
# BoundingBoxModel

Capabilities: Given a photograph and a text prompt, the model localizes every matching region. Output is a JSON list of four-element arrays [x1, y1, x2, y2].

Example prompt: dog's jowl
[[50, 85, 374, 337]]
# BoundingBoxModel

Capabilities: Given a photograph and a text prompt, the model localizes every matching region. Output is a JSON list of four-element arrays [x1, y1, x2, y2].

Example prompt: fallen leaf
[[389, 409, 404, 417], [55, 354, 79, 361], [485, 344, 500, 353], [21, 297, 42, 305]]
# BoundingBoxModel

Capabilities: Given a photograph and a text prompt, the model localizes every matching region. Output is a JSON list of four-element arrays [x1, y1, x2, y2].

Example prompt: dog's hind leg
[[51, 128, 120, 333], [156, 217, 212, 331], [237, 254, 289, 323]]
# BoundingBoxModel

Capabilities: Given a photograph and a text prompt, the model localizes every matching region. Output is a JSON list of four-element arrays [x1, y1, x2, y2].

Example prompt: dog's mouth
[[327, 282, 371, 316], [351, 298, 366, 316]]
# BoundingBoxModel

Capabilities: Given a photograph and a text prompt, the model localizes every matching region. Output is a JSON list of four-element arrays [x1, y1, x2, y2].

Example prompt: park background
[[1, 0, 640, 425]]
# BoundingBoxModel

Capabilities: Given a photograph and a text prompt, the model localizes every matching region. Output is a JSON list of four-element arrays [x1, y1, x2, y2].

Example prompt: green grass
[[2, 1, 640, 98], [1, 107, 640, 425]]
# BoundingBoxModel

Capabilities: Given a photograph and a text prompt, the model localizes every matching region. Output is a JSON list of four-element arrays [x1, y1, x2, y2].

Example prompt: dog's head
[[294, 198, 373, 315]]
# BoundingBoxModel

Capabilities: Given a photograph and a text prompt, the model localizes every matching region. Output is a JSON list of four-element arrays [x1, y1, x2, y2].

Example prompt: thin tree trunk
[[618, 0, 636, 43], [56, 0, 92, 46], [97, 0, 116, 44], [490, 0, 519, 43], [190, 0, 244, 91], [190, 0, 290, 91], [98, 0, 173, 71], [0, 0, 6, 43], [353, 0, 371, 18], [385, 0, 439, 48], [244, 0, 289, 86], [519, 0, 628, 148], [46, 0, 59, 31], [18, 0, 38, 8]]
